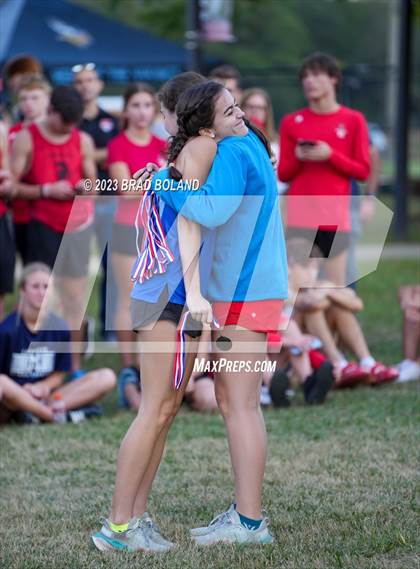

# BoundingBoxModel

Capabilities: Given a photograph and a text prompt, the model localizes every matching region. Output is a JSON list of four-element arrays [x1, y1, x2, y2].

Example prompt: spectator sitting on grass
[[287, 238, 399, 388], [184, 329, 218, 413], [119, 329, 218, 413], [263, 316, 335, 408], [396, 285, 420, 383], [0, 263, 116, 425]]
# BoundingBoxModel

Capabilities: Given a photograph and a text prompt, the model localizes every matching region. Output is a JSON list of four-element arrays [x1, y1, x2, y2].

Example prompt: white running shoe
[[190, 504, 235, 537], [91, 517, 169, 553], [192, 508, 274, 546], [138, 512, 175, 550], [396, 360, 420, 383]]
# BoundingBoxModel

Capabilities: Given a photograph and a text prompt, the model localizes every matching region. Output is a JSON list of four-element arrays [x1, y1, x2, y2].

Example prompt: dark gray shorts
[[111, 223, 139, 257], [131, 289, 202, 338], [0, 214, 15, 294], [27, 220, 93, 278]]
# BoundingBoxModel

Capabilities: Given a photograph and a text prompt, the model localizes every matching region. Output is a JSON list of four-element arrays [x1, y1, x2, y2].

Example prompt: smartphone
[[298, 139, 317, 147]]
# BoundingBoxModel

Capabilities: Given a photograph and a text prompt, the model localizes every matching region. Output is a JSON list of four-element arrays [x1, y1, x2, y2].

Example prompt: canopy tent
[[0, 0, 187, 83]]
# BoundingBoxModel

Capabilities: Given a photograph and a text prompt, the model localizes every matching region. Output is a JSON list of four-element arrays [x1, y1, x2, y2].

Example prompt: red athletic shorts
[[213, 300, 285, 334]]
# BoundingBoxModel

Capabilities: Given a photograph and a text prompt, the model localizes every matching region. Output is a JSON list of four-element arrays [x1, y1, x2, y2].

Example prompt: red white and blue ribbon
[[173, 312, 220, 390], [131, 190, 175, 284]]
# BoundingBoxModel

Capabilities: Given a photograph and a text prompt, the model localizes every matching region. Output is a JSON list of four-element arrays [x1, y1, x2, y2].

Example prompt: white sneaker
[[190, 504, 235, 537], [138, 512, 175, 550], [192, 508, 274, 546], [396, 360, 420, 383], [91, 517, 169, 553]]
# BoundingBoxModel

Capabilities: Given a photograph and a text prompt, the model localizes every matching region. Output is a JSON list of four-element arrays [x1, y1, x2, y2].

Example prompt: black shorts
[[131, 289, 202, 339], [14, 223, 29, 265], [27, 220, 93, 278], [111, 223, 139, 257], [0, 214, 16, 294], [195, 372, 214, 383], [286, 226, 350, 259]]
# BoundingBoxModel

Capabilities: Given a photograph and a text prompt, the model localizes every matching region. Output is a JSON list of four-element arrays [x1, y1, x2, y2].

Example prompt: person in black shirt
[[73, 64, 119, 340]]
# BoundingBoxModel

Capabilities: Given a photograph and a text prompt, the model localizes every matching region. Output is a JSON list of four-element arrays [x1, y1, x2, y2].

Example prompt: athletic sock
[[360, 356, 376, 369], [236, 511, 262, 531], [109, 520, 129, 533]]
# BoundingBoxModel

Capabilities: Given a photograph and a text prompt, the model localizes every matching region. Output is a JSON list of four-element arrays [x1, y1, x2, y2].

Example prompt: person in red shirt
[[107, 83, 166, 380], [278, 52, 371, 286], [0, 121, 15, 320], [11, 86, 96, 372], [8, 74, 51, 264]]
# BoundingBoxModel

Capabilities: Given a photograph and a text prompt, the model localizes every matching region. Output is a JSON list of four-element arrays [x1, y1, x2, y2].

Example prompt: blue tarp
[[0, 0, 187, 83]]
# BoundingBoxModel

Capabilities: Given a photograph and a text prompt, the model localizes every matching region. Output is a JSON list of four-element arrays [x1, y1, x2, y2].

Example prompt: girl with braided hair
[[92, 77, 286, 553], [153, 81, 288, 546]]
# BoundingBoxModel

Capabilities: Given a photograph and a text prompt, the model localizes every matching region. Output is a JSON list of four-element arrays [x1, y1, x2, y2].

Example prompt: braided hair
[[167, 81, 224, 164]]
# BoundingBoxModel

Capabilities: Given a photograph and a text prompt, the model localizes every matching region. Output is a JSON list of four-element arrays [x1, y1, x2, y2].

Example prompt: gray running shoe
[[192, 508, 274, 546], [189, 504, 235, 537], [91, 517, 169, 553], [138, 512, 175, 550]]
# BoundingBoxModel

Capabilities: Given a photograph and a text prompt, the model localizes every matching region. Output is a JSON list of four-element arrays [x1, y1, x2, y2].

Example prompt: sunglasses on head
[[72, 63, 96, 73]]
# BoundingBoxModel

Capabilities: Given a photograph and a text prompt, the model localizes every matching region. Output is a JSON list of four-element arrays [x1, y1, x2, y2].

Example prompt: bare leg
[[290, 353, 312, 383], [326, 304, 371, 360], [56, 368, 116, 410], [325, 249, 348, 286], [283, 319, 312, 382], [124, 384, 142, 411], [300, 309, 343, 363], [110, 322, 196, 524], [56, 275, 89, 371], [0, 374, 53, 422], [403, 312, 420, 361], [112, 253, 138, 368], [189, 378, 218, 412], [131, 342, 198, 517], [213, 326, 267, 520]]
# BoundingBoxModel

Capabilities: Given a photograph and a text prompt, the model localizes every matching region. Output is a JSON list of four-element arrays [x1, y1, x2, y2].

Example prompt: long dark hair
[[244, 119, 274, 161], [168, 81, 274, 165], [168, 81, 224, 164]]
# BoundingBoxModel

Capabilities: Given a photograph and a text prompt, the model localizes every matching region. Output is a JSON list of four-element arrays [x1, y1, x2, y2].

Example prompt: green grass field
[[0, 257, 419, 569]]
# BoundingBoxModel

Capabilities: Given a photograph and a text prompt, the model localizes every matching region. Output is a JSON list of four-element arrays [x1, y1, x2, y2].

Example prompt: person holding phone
[[278, 52, 371, 286]]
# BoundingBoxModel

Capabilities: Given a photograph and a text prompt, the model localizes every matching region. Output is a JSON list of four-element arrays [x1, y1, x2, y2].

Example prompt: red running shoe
[[366, 363, 399, 386], [335, 362, 370, 388]]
